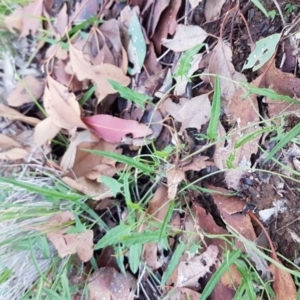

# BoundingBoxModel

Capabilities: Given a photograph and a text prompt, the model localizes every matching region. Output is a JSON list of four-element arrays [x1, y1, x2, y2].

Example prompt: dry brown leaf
[[69, 44, 130, 103], [34, 118, 60, 146], [0, 134, 22, 148], [174, 53, 202, 96], [142, 186, 169, 269], [60, 130, 99, 171], [181, 155, 214, 172], [204, 0, 226, 21], [177, 94, 211, 132], [221, 264, 242, 288], [170, 287, 201, 300], [161, 24, 208, 52], [0, 148, 29, 160], [4, 8, 23, 33], [54, 3, 68, 37], [44, 76, 86, 131], [167, 168, 186, 199], [62, 176, 113, 200], [188, 0, 202, 8], [151, 0, 182, 53], [149, 0, 170, 37], [176, 245, 218, 288], [88, 267, 136, 300], [7, 75, 44, 107], [20, 0, 43, 37], [43, 211, 93, 262], [207, 39, 246, 102], [271, 264, 297, 300], [0, 103, 40, 126], [64, 140, 121, 179], [47, 229, 93, 262]]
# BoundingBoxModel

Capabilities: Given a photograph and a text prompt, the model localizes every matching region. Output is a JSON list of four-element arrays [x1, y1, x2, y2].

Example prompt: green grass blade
[[83, 149, 155, 174], [201, 250, 241, 300], [251, 0, 269, 18], [161, 240, 185, 286], [129, 243, 142, 273], [265, 123, 300, 162], [235, 126, 276, 149], [159, 201, 174, 241], [0, 177, 82, 201], [108, 79, 152, 110], [174, 44, 204, 78], [207, 75, 221, 140]]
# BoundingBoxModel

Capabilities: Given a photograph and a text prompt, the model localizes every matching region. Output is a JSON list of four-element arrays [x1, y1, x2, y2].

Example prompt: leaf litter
[[2, 0, 300, 299]]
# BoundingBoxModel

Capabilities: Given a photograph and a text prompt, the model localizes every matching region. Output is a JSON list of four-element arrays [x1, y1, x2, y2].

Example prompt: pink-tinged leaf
[[83, 115, 153, 143]]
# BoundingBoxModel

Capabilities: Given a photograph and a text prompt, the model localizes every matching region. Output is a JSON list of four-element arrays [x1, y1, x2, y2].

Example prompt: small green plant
[[285, 3, 297, 16], [268, 10, 277, 20]]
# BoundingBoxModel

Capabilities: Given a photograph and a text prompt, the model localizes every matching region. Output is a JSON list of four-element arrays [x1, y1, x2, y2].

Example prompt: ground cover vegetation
[[1, 0, 300, 299]]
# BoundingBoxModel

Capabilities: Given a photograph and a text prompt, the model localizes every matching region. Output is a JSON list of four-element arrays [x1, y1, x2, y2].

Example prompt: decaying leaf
[[204, 0, 226, 21], [83, 114, 153, 143], [88, 267, 136, 300], [162, 25, 208, 52], [207, 39, 247, 102], [142, 186, 170, 270], [175, 245, 219, 288], [7, 75, 44, 107], [44, 76, 86, 131], [0, 103, 40, 126], [0, 148, 29, 161], [69, 44, 130, 103], [20, 0, 43, 37], [167, 168, 186, 200], [164, 94, 211, 133], [62, 176, 113, 200], [43, 211, 94, 262], [34, 118, 60, 146]]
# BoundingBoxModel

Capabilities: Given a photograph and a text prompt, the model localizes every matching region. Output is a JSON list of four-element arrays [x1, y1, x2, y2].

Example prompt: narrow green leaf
[[120, 231, 168, 247], [108, 80, 152, 110], [83, 149, 155, 174], [0, 177, 82, 201], [244, 85, 297, 103], [79, 85, 96, 106], [161, 240, 185, 286], [94, 223, 131, 250], [265, 123, 300, 162], [251, 0, 269, 17], [207, 75, 221, 140], [201, 250, 241, 300], [100, 175, 123, 197], [129, 243, 142, 273], [235, 126, 276, 149], [159, 201, 174, 240], [174, 44, 204, 78]]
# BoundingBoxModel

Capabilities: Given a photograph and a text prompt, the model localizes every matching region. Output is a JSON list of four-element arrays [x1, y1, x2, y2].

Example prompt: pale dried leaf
[[64, 140, 120, 179], [60, 130, 99, 170], [0, 134, 22, 148], [208, 40, 246, 102], [0, 103, 40, 126], [54, 3, 68, 37], [34, 118, 60, 146], [167, 168, 186, 199], [181, 155, 214, 172], [204, 0, 226, 21], [4, 8, 23, 33], [7, 75, 44, 107], [143, 186, 169, 269], [62, 176, 113, 200], [88, 267, 136, 300], [47, 229, 93, 262], [44, 76, 86, 130], [0, 148, 28, 160], [176, 245, 218, 288], [188, 0, 203, 9], [20, 0, 43, 37], [161, 25, 208, 52]]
